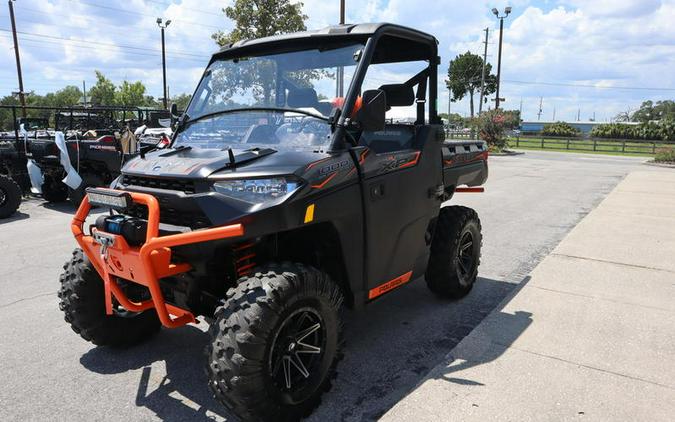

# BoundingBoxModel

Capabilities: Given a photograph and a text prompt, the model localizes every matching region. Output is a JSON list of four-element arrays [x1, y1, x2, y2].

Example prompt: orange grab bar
[[71, 189, 244, 328]]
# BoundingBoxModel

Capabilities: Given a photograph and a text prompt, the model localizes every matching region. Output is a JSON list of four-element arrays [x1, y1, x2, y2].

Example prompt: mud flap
[[54, 131, 83, 190], [21, 124, 44, 194]]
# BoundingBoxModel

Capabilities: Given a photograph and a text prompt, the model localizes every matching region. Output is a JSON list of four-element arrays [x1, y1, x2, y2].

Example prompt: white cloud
[[2, 0, 674, 121]]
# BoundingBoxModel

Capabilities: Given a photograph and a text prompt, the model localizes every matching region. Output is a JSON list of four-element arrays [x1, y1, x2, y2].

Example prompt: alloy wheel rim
[[457, 230, 475, 282], [268, 307, 325, 400]]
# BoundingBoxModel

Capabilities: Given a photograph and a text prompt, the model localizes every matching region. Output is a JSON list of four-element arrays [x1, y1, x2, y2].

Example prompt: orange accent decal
[[359, 148, 369, 164], [368, 271, 413, 299], [306, 157, 332, 170], [399, 151, 421, 169], [455, 187, 485, 193], [311, 172, 337, 189], [71, 189, 244, 329]]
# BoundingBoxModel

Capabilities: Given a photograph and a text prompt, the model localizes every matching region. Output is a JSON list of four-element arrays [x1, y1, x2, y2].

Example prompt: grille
[[127, 204, 210, 229], [122, 175, 196, 194]]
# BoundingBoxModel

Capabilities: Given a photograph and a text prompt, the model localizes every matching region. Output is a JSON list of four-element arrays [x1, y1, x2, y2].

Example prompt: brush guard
[[71, 189, 244, 328]]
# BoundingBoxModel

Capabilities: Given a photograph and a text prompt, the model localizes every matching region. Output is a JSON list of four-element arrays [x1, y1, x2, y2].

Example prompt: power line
[[143, 0, 222, 17], [504, 79, 675, 92], [0, 28, 211, 60], [0, 33, 208, 64], [66, 0, 223, 30]]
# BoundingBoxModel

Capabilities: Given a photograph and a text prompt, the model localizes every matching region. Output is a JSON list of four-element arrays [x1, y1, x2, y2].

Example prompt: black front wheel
[[425, 206, 482, 298], [58, 249, 162, 347], [205, 263, 344, 421], [0, 174, 22, 218]]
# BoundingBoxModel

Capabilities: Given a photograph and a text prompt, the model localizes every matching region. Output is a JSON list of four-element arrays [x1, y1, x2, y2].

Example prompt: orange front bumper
[[71, 189, 244, 328]]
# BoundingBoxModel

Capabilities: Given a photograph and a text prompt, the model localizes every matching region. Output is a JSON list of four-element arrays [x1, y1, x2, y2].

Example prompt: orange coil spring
[[233, 242, 257, 277]]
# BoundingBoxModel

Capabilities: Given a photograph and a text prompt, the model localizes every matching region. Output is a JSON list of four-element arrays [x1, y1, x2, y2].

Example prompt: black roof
[[211, 23, 438, 63], [216, 23, 438, 55]]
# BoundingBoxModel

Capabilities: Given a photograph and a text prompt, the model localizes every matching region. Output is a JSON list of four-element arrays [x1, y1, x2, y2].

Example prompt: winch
[[95, 214, 147, 246]]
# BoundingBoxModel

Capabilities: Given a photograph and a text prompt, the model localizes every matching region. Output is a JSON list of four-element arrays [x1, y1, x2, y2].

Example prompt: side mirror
[[355, 89, 386, 132], [170, 103, 180, 119]]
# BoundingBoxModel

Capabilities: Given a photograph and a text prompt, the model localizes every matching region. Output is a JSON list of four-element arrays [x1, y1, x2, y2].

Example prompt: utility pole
[[577, 108, 580, 121], [8, 0, 26, 118], [552, 106, 556, 121], [336, 0, 346, 97], [492, 7, 511, 109], [478, 27, 489, 115], [519, 97, 523, 115], [157, 18, 171, 109], [537, 97, 543, 121], [82, 80, 87, 107], [340, 0, 345, 24]]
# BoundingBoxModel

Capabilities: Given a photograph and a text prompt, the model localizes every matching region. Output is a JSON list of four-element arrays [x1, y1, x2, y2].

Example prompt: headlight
[[212, 178, 301, 205]]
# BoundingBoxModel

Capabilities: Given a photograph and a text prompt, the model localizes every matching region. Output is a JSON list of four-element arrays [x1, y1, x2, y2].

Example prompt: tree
[[115, 81, 147, 107], [631, 100, 675, 122], [211, 0, 308, 46], [501, 109, 521, 129], [210, 0, 309, 106], [171, 93, 192, 111], [89, 71, 116, 106], [446, 52, 496, 118], [42, 86, 82, 107]]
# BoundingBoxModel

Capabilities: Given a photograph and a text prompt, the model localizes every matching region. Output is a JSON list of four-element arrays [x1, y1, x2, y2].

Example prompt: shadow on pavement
[[433, 276, 533, 387], [41, 201, 76, 215], [78, 276, 521, 422], [80, 325, 234, 422], [0, 210, 29, 224]]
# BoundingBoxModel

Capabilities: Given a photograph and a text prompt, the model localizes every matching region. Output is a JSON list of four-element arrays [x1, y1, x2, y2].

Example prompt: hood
[[122, 146, 323, 179]]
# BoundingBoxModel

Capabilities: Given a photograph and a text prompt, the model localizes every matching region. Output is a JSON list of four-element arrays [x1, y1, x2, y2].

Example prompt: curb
[[490, 150, 525, 156], [643, 161, 675, 168]]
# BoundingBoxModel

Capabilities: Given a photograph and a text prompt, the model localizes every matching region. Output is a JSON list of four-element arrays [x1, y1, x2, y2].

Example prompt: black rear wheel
[[41, 174, 69, 202], [0, 174, 22, 219], [205, 263, 344, 421], [426, 206, 482, 298]]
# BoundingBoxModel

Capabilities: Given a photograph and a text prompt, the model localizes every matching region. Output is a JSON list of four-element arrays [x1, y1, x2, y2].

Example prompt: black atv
[[0, 113, 41, 218], [58, 23, 488, 421], [0, 137, 24, 218]]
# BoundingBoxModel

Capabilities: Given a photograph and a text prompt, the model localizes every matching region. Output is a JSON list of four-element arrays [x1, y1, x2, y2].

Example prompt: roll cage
[[192, 23, 441, 152]]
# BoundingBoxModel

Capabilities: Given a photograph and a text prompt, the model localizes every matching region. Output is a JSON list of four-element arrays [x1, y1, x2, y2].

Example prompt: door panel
[[359, 125, 444, 294]]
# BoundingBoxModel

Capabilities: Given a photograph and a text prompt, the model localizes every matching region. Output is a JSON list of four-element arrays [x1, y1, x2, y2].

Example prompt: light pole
[[157, 17, 171, 109], [491, 6, 511, 109]]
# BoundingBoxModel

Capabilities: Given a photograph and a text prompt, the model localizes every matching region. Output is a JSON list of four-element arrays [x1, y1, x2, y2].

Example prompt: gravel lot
[[0, 151, 647, 421]]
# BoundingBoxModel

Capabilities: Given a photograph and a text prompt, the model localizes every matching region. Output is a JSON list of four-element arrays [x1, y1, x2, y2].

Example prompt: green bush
[[542, 121, 581, 137], [475, 109, 508, 150], [590, 123, 637, 139], [654, 147, 675, 163], [591, 119, 675, 141]]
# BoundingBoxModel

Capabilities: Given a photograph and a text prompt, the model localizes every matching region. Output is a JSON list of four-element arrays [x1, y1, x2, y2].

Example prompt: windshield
[[176, 42, 363, 151], [187, 43, 363, 119], [174, 110, 331, 150]]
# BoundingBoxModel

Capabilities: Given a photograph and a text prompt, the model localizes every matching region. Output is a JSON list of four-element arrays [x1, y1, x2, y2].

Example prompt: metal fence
[[0, 105, 169, 137], [510, 135, 675, 155]]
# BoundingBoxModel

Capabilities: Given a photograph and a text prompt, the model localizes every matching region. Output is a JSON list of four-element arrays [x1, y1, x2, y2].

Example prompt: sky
[[1, 0, 674, 121]]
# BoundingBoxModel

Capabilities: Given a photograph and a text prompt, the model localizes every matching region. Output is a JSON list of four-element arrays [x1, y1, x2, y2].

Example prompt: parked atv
[[58, 23, 488, 421], [0, 123, 33, 218]]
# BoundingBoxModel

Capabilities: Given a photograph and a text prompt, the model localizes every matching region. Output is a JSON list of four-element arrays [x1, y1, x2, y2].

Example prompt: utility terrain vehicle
[[58, 23, 488, 421]]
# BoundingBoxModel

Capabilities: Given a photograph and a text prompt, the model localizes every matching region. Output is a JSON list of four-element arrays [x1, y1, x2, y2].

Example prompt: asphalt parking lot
[[0, 150, 648, 421]]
